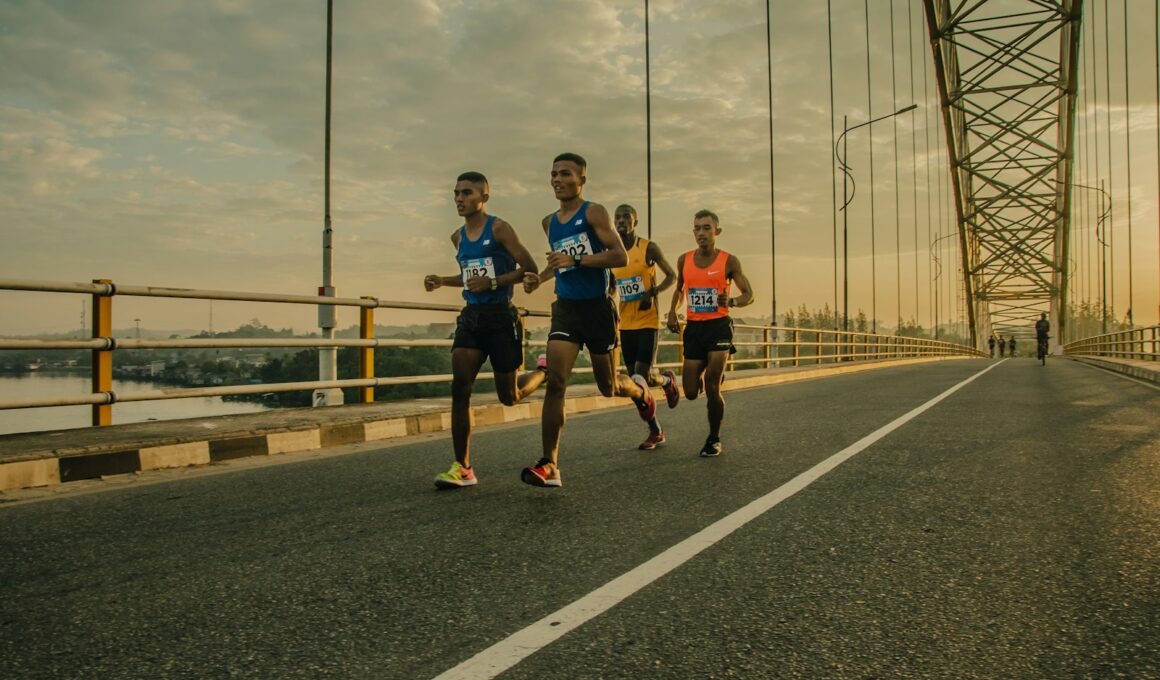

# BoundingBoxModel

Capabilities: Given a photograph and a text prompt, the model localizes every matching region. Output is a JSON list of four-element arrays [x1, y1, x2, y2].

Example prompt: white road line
[[432, 361, 1002, 680]]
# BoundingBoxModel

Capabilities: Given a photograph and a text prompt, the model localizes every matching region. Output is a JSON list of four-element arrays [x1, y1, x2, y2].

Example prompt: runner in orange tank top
[[666, 209, 754, 458]]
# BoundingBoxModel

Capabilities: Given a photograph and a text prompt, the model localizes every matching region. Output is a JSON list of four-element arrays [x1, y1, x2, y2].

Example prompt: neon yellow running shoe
[[434, 461, 477, 489]]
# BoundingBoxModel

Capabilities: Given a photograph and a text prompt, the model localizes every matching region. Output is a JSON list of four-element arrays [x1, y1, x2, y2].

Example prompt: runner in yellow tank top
[[609, 204, 678, 450], [666, 209, 754, 458]]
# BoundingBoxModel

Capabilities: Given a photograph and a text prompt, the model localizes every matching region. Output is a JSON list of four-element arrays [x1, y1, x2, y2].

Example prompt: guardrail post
[[791, 330, 799, 367], [91, 279, 113, 426], [763, 327, 772, 368], [359, 298, 375, 404]]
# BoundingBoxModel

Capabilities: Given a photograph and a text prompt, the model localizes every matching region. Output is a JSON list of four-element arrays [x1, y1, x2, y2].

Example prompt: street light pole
[[315, 0, 342, 407], [834, 104, 916, 332], [931, 229, 958, 340]]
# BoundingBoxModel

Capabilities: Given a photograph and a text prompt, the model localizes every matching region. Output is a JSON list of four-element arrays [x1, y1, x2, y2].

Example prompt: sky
[[1, 0, 1158, 337]]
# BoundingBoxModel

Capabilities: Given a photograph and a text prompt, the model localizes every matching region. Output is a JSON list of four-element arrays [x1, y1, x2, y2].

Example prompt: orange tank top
[[682, 249, 731, 321]]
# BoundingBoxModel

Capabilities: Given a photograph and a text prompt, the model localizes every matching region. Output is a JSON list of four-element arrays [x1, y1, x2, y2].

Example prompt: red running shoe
[[661, 369, 680, 408], [631, 374, 656, 422], [638, 430, 666, 450], [521, 458, 562, 487]]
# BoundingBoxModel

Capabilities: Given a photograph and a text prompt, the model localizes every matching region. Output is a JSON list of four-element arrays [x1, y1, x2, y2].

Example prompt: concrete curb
[[1068, 356, 1160, 386], [0, 357, 969, 492]]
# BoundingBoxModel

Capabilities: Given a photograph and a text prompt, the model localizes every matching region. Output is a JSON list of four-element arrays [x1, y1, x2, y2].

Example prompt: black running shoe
[[699, 437, 722, 458]]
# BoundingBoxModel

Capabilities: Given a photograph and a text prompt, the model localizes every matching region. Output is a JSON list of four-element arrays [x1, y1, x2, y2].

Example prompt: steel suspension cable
[[828, 0, 839, 325], [1081, 16, 1093, 308], [1092, 1, 1106, 316], [865, 0, 879, 332], [1122, 0, 1134, 325], [890, 0, 902, 331], [921, 0, 934, 335], [645, 0, 652, 240], [765, 0, 777, 326], [1105, 0, 1116, 319], [908, 0, 920, 328]]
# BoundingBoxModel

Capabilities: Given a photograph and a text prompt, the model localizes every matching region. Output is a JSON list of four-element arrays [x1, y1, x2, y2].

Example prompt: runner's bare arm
[[725, 254, 754, 308], [424, 230, 466, 291], [666, 253, 686, 332]]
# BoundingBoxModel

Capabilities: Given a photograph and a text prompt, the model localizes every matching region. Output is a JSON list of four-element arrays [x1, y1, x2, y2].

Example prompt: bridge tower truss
[[923, 0, 1082, 348]]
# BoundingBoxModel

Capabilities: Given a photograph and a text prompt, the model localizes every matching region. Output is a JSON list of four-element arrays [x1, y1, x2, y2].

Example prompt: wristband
[[727, 297, 736, 308], [573, 253, 583, 266], [489, 277, 498, 291]]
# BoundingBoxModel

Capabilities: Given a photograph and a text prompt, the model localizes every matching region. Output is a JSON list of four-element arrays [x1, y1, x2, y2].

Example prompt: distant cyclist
[[1035, 312, 1050, 364]]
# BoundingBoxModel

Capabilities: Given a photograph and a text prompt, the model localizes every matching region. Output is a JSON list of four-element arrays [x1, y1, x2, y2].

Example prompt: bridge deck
[[1, 358, 1156, 678]]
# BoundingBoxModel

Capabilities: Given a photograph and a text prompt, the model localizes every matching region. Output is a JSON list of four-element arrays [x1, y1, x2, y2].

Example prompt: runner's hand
[[523, 272, 541, 294], [464, 276, 491, 293], [424, 275, 441, 291]]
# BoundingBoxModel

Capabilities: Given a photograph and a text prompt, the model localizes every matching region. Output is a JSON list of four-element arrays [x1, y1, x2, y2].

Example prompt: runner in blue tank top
[[423, 171, 548, 489], [518, 153, 659, 488]]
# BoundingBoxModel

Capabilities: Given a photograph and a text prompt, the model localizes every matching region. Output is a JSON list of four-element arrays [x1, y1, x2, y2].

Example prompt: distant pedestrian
[[1008, 336, 1017, 357], [999, 336, 1007, 358], [988, 335, 996, 358]]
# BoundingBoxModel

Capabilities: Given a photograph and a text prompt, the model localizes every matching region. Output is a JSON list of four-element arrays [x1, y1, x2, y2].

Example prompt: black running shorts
[[681, 316, 735, 361], [452, 303, 523, 373], [619, 328, 658, 371], [548, 297, 618, 355]]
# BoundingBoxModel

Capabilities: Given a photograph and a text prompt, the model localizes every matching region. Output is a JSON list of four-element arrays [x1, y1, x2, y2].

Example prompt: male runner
[[666, 209, 754, 457], [424, 171, 547, 489], [610, 203, 679, 450], [520, 153, 656, 487]]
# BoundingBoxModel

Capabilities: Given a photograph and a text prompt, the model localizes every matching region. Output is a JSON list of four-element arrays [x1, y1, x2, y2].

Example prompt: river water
[[0, 372, 271, 436]]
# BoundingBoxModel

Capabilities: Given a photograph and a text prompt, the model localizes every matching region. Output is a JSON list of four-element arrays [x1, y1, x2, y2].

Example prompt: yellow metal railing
[[0, 278, 983, 425], [1064, 325, 1160, 362]]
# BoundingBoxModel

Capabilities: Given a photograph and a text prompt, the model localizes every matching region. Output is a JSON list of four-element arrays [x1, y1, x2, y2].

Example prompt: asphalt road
[[1, 358, 1157, 679]]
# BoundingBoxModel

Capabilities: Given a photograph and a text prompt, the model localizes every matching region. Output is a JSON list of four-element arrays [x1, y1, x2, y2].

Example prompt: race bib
[[616, 275, 646, 301], [460, 257, 495, 281], [687, 287, 718, 313], [550, 232, 593, 273]]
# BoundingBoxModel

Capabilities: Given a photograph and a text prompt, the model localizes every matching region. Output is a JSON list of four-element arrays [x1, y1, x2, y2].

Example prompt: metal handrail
[[1, 277, 983, 419], [1063, 325, 1160, 361]]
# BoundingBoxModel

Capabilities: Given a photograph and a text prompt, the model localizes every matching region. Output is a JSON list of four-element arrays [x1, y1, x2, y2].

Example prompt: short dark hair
[[615, 204, 637, 219], [457, 171, 489, 188], [694, 209, 719, 225], [553, 152, 587, 171]]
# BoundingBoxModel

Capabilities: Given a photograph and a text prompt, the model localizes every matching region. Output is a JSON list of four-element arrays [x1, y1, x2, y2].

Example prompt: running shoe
[[638, 430, 666, 450], [632, 374, 656, 422], [536, 353, 548, 371], [661, 369, 680, 408], [521, 458, 562, 487], [699, 437, 722, 458], [434, 461, 477, 488]]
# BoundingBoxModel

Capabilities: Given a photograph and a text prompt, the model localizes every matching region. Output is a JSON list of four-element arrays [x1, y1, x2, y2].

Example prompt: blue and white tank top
[[548, 202, 609, 300], [456, 215, 515, 305]]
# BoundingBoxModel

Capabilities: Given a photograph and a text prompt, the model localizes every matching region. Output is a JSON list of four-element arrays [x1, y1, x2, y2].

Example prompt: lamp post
[[931, 229, 958, 340], [314, 0, 343, 407], [1061, 179, 1111, 335], [834, 104, 916, 332]]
